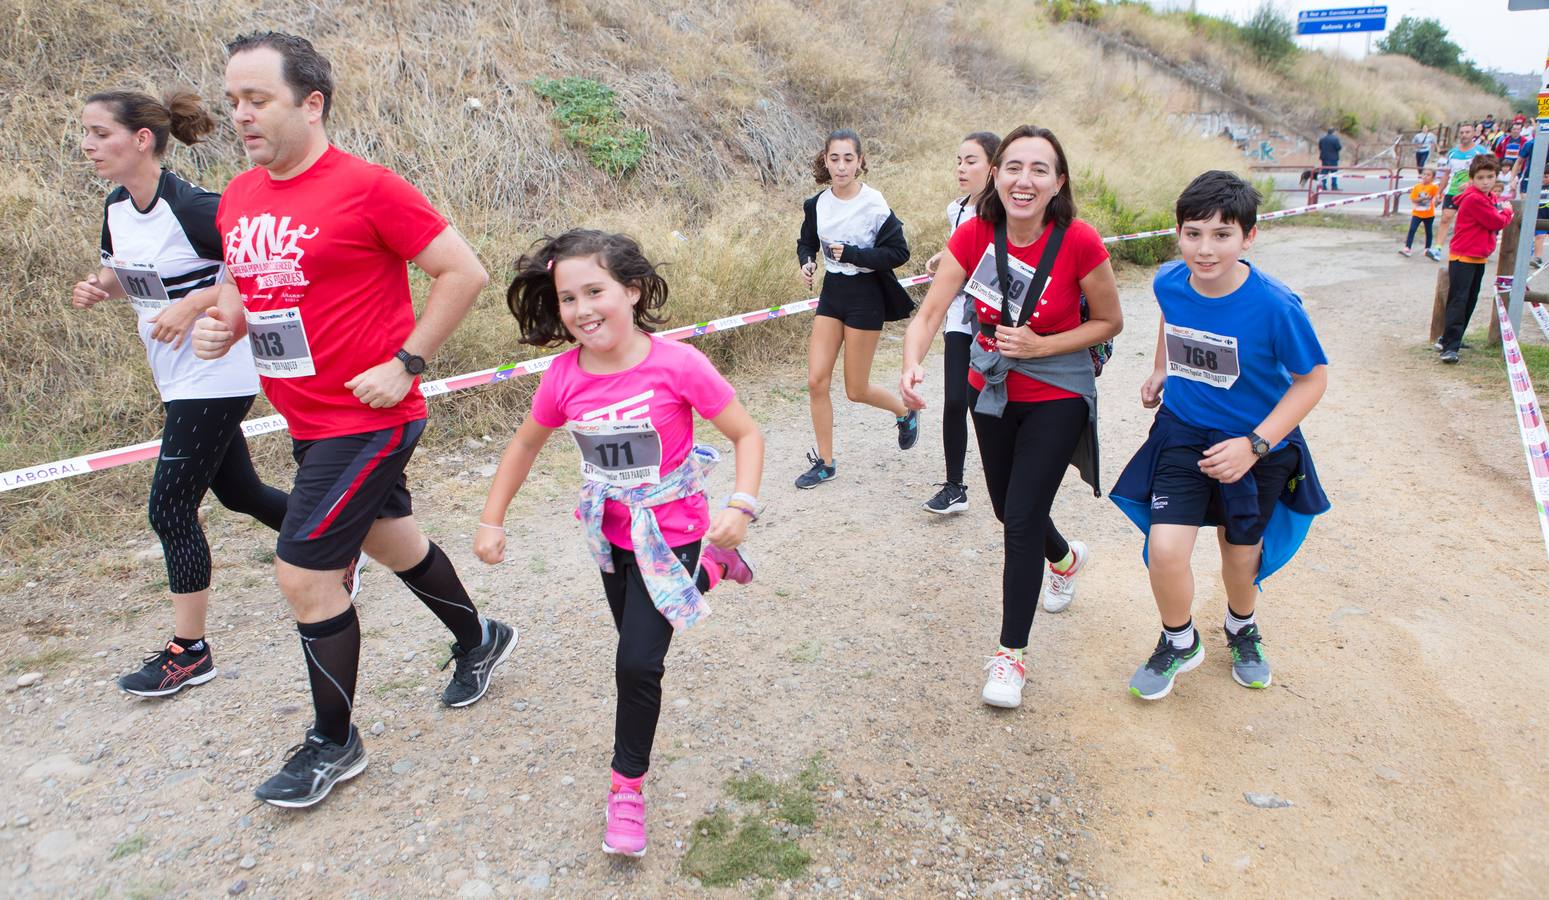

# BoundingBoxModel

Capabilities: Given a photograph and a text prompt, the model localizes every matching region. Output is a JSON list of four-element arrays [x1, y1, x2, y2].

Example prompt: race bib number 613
[[244, 307, 316, 378]]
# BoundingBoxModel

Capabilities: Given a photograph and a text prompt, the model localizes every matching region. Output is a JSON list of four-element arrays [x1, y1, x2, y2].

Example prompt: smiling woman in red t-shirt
[[901, 124, 1122, 711]]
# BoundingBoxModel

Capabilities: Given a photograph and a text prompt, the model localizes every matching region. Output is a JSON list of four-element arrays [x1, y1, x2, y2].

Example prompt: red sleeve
[[366, 167, 449, 261], [678, 345, 735, 420], [1069, 219, 1110, 280], [947, 217, 987, 272]]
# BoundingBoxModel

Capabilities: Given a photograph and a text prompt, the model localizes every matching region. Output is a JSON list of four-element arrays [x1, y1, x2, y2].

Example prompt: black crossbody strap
[[994, 218, 1067, 329]]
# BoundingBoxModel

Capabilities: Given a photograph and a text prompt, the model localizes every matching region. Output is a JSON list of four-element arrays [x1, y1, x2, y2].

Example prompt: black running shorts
[[276, 418, 426, 571], [815, 272, 886, 331], [1147, 443, 1300, 546]]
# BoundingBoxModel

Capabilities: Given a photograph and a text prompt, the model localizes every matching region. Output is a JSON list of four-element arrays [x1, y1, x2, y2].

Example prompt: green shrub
[[530, 77, 649, 176], [1082, 173, 1177, 266], [1241, 3, 1296, 66]]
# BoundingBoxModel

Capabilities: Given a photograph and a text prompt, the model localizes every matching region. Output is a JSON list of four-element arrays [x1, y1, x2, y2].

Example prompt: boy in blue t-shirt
[[1111, 171, 1330, 701]]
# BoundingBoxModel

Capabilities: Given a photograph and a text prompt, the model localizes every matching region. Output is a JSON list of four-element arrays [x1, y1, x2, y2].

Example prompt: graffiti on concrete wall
[[1166, 110, 1311, 164]]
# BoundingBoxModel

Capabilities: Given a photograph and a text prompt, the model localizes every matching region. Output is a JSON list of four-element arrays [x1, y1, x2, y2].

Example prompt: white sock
[[1225, 608, 1256, 635], [1163, 621, 1196, 650]]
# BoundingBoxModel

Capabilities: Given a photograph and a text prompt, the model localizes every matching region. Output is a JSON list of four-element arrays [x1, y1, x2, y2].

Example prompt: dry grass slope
[[0, 0, 1390, 564], [1094, 5, 1504, 138]]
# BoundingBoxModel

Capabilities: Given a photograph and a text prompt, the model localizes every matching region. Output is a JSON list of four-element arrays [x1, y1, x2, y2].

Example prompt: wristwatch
[[1246, 431, 1271, 459], [395, 348, 426, 376]]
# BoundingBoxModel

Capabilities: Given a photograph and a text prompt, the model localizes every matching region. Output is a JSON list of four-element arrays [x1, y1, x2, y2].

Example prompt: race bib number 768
[[1164, 323, 1240, 389]]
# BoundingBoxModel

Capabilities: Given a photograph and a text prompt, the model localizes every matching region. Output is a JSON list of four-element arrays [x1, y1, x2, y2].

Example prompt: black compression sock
[[297, 606, 360, 746], [396, 542, 485, 650]]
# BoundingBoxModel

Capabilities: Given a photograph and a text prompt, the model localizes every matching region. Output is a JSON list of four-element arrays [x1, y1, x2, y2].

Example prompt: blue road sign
[[1296, 6, 1387, 35]]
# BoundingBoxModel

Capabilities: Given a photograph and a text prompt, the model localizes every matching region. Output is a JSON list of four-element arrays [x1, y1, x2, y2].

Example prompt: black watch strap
[[1246, 431, 1271, 458], [395, 348, 426, 375]]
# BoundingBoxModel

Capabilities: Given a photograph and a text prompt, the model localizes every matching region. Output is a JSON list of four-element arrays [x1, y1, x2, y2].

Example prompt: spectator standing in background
[[1317, 127, 1342, 192]]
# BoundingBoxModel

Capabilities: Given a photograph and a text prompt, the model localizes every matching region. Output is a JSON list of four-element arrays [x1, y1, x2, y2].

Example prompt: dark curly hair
[[811, 129, 867, 185], [505, 229, 669, 347]]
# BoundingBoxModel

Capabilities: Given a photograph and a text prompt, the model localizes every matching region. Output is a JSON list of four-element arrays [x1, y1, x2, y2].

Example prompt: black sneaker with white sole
[[896, 410, 920, 450], [923, 482, 968, 514], [441, 618, 517, 707], [117, 640, 217, 697], [254, 726, 367, 808]]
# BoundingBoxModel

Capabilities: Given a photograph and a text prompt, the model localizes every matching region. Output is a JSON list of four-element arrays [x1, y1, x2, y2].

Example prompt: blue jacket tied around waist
[[1110, 405, 1329, 583]]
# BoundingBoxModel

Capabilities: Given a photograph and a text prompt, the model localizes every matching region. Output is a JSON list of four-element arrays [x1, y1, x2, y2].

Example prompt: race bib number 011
[[244, 307, 315, 378], [1164, 323, 1240, 389], [569, 420, 663, 486], [106, 257, 170, 313], [962, 244, 1050, 324]]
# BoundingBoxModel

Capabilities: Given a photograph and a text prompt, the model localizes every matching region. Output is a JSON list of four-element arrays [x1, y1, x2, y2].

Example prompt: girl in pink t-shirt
[[474, 229, 765, 859]]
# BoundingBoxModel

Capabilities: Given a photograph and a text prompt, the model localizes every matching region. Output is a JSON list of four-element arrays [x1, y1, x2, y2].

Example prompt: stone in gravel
[[476, 464, 498, 478], [23, 756, 92, 782], [560, 776, 575, 786], [403, 651, 417, 662], [239, 855, 257, 870], [228, 880, 247, 895], [1243, 792, 1293, 809], [392, 760, 415, 775], [825, 877, 841, 889], [370, 721, 386, 736], [32, 830, 81, 864], [512, 701, 528, 712], [1329, 606, 1369, 623], [1373, 765, 1405, 783], [16, 672, 42, 688], [15, 816, 30, 827], [526, 872, 551, 890], [459, 880, 495, 898]]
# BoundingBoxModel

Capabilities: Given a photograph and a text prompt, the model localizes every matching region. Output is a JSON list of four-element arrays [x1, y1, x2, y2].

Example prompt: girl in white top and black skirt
[[73, 90, 290, 699], [794, 129, 918, 489], [923, 131, 1000, 514]]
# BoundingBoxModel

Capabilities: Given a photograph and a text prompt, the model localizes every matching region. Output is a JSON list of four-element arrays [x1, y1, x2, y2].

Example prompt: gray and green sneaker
[[1128, 631, 1204, 700], [1225, 624, 1272, 689]]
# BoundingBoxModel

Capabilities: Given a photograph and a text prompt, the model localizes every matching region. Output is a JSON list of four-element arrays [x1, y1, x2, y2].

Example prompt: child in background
[[1400, 168, 1440, 259], [1438, 155, 1514, 364], [1112, 171, 1330, 701], [476, 230, 764, 858]]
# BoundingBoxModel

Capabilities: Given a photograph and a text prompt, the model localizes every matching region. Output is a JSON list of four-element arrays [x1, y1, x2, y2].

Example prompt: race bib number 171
[[568, 420, 663, 486], [1164, 323, 1240, 389]]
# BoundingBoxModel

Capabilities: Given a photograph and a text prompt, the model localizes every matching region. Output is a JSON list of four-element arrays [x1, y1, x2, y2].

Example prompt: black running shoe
[[794, 451, 836, 489], [441, 619, 517, 707], [896, 410, 920, 450], [923, 482, 968, 515], [117, 640, 217, 698], [254, 726, 367, 808]]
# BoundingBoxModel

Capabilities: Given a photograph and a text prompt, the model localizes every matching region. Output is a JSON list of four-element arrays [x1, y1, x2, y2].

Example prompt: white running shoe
[[981, 651, 1026, 708], [1041, 540, 1088, 614]]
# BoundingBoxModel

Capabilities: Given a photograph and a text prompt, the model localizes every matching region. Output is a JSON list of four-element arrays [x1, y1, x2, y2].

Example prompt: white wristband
[[477, 522, 505, 532]]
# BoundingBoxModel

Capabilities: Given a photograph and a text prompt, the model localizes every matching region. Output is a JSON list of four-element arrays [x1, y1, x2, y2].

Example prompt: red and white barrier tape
[[1495, 296, 1549, 561], [0, 188, 1407, 493], [1100, 187, 1406, 244]]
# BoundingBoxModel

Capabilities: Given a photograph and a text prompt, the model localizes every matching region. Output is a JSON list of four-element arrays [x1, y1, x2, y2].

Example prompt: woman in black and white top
[[74, 90, 290, 698], [794, 129, 917, 489], [922, 131, 1000, 515]]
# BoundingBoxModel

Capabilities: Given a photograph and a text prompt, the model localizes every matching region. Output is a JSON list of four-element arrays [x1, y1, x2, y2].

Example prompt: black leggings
[[970, 391, 1086, 649], [147, 396, 289, 594], [1405, 215, 1434, 250], [1440, 259, 1486, 354], [600, 541, 711, 778], [942, 331, 973, 485]]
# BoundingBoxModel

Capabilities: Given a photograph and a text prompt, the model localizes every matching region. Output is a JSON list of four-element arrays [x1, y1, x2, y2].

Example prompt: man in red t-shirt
[[193, 32, 514, 808]]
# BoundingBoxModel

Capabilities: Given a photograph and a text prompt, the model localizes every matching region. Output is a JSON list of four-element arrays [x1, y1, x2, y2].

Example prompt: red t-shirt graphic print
[[218, 146, 446, 439]]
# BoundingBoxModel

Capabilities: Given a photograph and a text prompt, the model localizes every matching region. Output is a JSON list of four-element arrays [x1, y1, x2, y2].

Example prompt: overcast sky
[[1147, 0, 1548, 75]]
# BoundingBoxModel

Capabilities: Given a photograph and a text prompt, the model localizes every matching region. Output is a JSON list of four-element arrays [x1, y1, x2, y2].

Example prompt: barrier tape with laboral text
[[0, 186, 1408, 493]]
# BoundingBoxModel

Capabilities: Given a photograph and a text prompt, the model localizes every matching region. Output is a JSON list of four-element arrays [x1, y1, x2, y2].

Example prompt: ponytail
[[84, 88, 215, 157]]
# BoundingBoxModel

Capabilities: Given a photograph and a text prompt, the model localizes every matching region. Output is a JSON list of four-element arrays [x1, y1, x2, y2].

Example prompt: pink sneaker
[[603, 786, 647, 857], [702, 544, 754, 586]]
